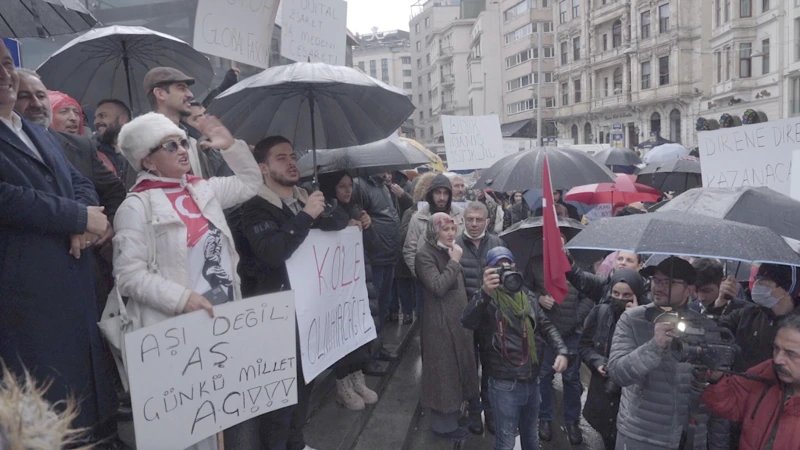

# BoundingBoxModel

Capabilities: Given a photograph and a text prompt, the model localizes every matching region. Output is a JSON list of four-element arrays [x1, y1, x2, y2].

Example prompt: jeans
[[489, 377, 540, 450], [390, 277, 415, 316], [538, 332, 582, 423], [371, 265, 395, 334], [615, 432, 672, 449]]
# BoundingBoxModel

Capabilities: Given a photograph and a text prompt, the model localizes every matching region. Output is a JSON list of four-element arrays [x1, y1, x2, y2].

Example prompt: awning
[[501, 119, 531, 137]]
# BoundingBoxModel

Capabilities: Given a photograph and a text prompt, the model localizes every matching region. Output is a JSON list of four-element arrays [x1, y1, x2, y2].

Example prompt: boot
[[538, 420, 552, 442], [485, 410, 496, 435], [565, 421, 583, 445], [350, 371, 378, 404], [336, 377, 365, 411]]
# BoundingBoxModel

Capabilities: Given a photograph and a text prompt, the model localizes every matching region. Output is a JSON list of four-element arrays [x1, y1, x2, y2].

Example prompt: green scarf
[[492, 289, 538, 365]]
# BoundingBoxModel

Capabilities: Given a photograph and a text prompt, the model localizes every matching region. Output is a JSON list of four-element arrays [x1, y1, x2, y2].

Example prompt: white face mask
[[464, 226, 485, 240], [751, 285, 780, 309]]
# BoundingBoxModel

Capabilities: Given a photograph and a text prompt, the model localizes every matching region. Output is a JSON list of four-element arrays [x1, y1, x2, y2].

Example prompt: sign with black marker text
[[285, 227, 377, 382], [441, 115, 505, 170], [125, 293, 297, 450], [280, 0, 347, 65]]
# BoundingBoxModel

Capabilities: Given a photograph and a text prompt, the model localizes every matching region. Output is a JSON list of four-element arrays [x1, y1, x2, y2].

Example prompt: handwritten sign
[[698, 117, 800, 195], [285, 227, 377, 381], [442, 115, 505, 170], [280, 0, 347, 65], [792, 150, 800, 201], [583, 203, 612, 223], [193, 0, 278, 69], [125, 293, 297, 450]]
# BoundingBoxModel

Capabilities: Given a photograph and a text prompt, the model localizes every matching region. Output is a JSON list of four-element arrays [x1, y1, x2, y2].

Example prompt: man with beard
[[94, 98, 137, 188], [144, 67, 231, 179], [702, 314, 800, 449], [403, 173, 465, 276]]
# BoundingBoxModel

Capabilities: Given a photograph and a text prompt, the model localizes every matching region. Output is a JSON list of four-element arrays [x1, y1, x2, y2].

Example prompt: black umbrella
[[593, 147, 642, 166], [473, 147, 615, 192], [636, 158, 701, 194], [297, 138, 434, 178], [636, 135, 674, 149], [657, 186, 800, 241], [500, 216, 584, 277], [1, 1, 97, 38], [565, 211, 800, 266]]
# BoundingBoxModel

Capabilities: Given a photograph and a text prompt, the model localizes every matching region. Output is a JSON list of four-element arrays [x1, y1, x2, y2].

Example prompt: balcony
[[442, 74, 455, 88], [592, 93, 631, 111], [442, 101, 458, 113], [590, 0, 628, 26], [555, 102, 591, 119], [436, 46, 454, 62], [591, 46, 631, 70]]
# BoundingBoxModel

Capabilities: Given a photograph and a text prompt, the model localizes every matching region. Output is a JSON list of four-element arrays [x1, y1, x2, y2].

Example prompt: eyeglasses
[[150, 139, 190, 155], [649, 277, 687, 288]]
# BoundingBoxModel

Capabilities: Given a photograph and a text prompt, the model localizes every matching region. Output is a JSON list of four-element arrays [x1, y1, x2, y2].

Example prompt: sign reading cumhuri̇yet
[[441, 115, 505, 171], [193, 0, 279, 69], [698, 116, 800, 195], [280, 0, 348, 65]]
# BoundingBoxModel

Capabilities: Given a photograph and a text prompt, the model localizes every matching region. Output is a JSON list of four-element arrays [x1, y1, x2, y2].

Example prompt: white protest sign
[[698, 117, 800, 195], [125, 293, 297, 450], [285, 227, 377, 382], [792, 150, 800, 201], [193, 0, 278, 69], [583, 203, 612, 223], [442, 115, 505, 170], [280, 0, 347, 65]]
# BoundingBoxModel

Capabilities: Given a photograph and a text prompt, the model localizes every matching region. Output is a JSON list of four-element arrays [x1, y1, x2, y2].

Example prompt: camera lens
[[502, 272, 524, 293]]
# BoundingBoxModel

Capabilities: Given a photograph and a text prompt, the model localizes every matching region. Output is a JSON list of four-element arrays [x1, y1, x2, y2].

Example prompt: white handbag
[[97, 193, 157, 391]]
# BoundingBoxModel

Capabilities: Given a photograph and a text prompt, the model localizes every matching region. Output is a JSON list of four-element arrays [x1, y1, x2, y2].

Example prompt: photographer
[[461, 247, 568, 450], [607, 257, 709, 449], [702, 314, 800, 449]]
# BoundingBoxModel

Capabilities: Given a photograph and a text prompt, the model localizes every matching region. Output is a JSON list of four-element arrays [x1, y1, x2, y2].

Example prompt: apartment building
[[467, 4, 504, 118], [353, 29, 413, 95]]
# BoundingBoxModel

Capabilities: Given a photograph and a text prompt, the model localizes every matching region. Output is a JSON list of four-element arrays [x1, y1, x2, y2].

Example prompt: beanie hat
[[47, 91, 83, 135], [118, 112, 186, 171], [487, 247, 515, 266]]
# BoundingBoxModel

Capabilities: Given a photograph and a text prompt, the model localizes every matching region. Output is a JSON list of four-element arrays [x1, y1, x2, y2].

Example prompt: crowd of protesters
[[3, 35, 800, 450]]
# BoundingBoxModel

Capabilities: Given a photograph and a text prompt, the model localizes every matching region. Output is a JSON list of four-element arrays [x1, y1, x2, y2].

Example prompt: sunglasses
[[150, 139, 190, 155]]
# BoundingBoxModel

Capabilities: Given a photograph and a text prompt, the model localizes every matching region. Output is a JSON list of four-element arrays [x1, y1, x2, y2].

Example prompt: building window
[[403, 82, 413, 89], [613, 67, 623, 93], [507, 74, 535, 91], [358, 61, 365, 71], [573, 0, 580, 18], [402, 57, 411, 65], [725, 0, 731, 21], [417, 59, 422, 69], [659, 56, 670, 85], [381, 59, 389, 82], [571, 124, 579, 144], [428, 73, 432, 83], [561, 41, 568, 64], [740, 0, 751, 17], [561, 82, 569, 105], [559, 1, 568, 23], [425, 17, 431, 28], [505, 23, 534, 44], [403, 69, 412, 76], [659, 3, 670, 33], [418, 94, 423, 103], [418, 76, 422, 86], [739, 42, 752, 78], [369, 60, 377, 78], [420, 129, 424, 138], [715, 0, 721, 26], [762, 39, 770, 74], [604, 77, 609, 96], [416, 41, 421, 51], [725, 46, 732, 80], [545, 97, 556, 108], [429, 126, 434, 136], [574, 79, 582, 102], [419, 111, 424, 120], [762, 0, 769, 12], [641, 11, 651, 38], [612, 20, 622, 48], [791, 77, 800, 116], [415, 23, 420, 34], [796, 19, 800, 62], [641, 60, 651, 89], [505, 48, 534, 68], [573, 37, 580, 60], [715, 50, 722, 82], [543, 21, 554, 32], [544, 46, 555, 57], [651, 112, 661, 136], [669, 109, 681, 143], [507, 99, 537, 115], [603, 34, 608, 51], [584, 123, 592, 143], [504, 0, 530, 22]]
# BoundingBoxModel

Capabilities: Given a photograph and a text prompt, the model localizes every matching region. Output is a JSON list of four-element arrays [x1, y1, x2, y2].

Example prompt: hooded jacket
[[352, 175, 412, 266], [402, 173, 464, 275]]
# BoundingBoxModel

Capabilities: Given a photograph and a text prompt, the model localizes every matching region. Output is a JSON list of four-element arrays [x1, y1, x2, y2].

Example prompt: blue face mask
[[751, 285, 780, 309]]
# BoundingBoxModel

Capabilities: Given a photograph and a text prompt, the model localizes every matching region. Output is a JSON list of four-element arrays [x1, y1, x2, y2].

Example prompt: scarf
[[492, 288, 537, 365], [131, 175, 203, 193]]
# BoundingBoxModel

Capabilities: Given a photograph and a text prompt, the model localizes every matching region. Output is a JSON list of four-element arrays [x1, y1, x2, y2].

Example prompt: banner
[[193, 0, 278, 69], [442, 115, 505, 170], [2, 39, 20, 67], [285, 227, 377, 381], [125, 293, 297, 450], [280, 0, 348, 65], [792, 150, 800, 201], [698, 117, 800, 195]]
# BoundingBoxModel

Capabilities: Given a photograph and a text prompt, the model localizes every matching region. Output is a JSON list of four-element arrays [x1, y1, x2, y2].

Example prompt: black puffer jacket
[[720, 305, 791, 372], [526, 258, 593, 337], [353, 176, 412, 266], [455, 233, 506, 299], [462, 287, 568, 380]]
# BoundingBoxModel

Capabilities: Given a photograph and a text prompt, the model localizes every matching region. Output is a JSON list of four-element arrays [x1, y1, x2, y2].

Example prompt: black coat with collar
[[0, 117, 117, 431], [455, 233, 506, 299], [50, 130, 126, 222]]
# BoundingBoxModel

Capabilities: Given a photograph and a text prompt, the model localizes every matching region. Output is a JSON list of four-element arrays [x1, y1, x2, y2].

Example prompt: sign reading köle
[[193, 0, 279, 69], [441, 115, 505, 170], [698, 117, 800, 195], [125, 293, 297, 450], [280, 0, 348, 65], [285, 227, 377, 382]]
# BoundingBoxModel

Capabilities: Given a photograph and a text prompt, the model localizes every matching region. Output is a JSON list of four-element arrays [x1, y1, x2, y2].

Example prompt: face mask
[[463, 227, 485, 240], [751, 284, 780, 308], [436, 241, 451, 250]]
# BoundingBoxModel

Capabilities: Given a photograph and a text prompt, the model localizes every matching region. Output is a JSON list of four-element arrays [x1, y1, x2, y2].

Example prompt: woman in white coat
[[112, 112, 261, 450]]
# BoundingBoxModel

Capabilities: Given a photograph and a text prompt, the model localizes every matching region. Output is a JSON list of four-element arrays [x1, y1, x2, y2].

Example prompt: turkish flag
[[542, 154, 571, 304]]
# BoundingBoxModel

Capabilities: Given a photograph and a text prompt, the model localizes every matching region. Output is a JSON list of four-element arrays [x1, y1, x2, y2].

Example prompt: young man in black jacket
[[462, 247, 568, 450]]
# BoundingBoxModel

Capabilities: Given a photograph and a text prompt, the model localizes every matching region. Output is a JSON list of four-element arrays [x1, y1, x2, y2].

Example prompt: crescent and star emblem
[[175, 195, 202, 219]]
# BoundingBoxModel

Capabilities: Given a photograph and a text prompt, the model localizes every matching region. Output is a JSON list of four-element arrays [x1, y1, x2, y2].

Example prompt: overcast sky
[[345, 0, 418, 34]]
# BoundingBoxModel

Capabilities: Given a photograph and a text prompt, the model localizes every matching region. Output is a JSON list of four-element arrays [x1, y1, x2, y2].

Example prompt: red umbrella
[[565, 174, 661, 205]]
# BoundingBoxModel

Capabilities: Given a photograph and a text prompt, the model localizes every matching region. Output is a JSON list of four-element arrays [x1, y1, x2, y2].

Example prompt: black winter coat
[[720, 305, 789, 373], [462, 288, 568, 381], [526, 258, 594, 337], [455, 233, 506, 299], [353, 176, 412, 266]]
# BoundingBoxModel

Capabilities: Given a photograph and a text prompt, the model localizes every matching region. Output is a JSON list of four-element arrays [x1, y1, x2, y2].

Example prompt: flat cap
[[143, 67, 195, 94]]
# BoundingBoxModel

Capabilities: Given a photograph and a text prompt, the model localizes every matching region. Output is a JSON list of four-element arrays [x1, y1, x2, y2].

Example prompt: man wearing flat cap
[[144, 66, 232, 179]]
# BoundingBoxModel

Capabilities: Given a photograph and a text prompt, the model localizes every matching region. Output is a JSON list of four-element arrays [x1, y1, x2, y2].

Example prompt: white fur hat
[[118, 112, 187, 171]]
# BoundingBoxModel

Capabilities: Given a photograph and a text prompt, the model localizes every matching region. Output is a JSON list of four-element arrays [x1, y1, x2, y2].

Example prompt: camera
[[494, 263, 524, 293], [646, 309, 739, 371]]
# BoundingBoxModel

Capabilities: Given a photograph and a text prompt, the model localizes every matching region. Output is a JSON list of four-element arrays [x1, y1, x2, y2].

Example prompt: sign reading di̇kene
[[125, 293, 297, 450], [285, 227, 377, 382]]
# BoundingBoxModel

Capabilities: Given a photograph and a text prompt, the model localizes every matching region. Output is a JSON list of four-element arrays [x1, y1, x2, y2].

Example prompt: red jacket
[[702, 359, 800, 450]]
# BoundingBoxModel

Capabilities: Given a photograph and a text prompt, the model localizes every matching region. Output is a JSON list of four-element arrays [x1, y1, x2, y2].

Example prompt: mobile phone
[[203, 286, 230, 306]]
